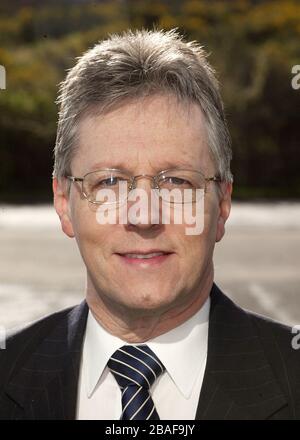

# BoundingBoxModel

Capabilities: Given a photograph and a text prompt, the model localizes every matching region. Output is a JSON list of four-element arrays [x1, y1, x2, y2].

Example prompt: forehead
[[73, 94, 212, 174]]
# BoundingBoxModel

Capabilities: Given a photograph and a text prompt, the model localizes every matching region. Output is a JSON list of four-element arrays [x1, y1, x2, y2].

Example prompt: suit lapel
[[196, 284, 288, 420], [3, 285, 289, 420], [4, 300, 89, 420]]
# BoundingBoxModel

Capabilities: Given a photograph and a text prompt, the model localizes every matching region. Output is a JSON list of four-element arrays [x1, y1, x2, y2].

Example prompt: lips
[[122, 252, 166, 259], [116, 249, 173, 266]]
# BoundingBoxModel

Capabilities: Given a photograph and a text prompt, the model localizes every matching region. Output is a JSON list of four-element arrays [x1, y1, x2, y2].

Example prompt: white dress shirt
[[76, 296, 210, 420]]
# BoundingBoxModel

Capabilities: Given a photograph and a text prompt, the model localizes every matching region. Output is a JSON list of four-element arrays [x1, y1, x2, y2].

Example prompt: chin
[[121, 290, 176, 312]]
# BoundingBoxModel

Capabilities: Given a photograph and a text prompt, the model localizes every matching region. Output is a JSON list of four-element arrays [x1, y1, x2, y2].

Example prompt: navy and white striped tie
[[107, 344, 165, 420]]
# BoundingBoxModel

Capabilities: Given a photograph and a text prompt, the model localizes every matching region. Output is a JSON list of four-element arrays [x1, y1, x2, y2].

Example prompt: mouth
[[115, 250, 174, 266]]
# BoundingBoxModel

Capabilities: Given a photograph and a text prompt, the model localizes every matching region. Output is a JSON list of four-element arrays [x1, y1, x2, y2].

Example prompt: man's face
[[54, 94, 231, 316]]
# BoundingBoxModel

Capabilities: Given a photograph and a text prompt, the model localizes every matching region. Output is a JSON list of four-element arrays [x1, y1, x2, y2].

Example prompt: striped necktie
[[107, 344, 165, 420]]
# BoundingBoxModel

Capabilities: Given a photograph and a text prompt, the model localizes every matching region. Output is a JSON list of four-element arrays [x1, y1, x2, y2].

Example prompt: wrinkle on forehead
[[74, 93, 212, 176], [82, 93, 206, 132]]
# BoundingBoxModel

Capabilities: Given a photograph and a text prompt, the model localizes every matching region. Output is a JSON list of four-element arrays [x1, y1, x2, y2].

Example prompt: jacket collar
[[4, 284, 288, 419]]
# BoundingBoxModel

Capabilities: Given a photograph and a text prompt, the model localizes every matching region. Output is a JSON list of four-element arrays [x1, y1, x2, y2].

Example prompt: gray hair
[[53, 28, 232, 182]]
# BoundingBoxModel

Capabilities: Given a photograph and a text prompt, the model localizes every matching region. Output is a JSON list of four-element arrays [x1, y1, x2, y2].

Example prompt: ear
[[53, 177, 75, 238], [215, 182, 232, 243]]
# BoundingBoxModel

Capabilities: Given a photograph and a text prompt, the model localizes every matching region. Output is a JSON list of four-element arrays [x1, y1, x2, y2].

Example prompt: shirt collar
[[147, 297, 210, 398], [83, 296, 210, 400]]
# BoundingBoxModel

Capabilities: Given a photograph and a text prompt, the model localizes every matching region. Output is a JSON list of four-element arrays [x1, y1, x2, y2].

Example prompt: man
[[0, 29, 299, 420]]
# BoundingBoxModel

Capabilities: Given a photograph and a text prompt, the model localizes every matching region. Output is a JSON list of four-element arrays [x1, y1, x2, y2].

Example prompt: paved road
[[0, 203, 299, 330]]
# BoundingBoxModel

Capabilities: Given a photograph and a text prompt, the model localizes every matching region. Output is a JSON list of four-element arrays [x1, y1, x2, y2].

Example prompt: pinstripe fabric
[[195, 291, 292, 419], [1, 284, 300, 419], [107, 345, 165, 420], [0, 301, 89, 420]]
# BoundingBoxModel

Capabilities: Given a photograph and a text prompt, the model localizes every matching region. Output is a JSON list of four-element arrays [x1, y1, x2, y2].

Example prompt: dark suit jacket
[[0, 283, 299, 420]]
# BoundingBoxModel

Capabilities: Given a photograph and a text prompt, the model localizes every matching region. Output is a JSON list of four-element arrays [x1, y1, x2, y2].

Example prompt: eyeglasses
[[66, 168, 221, 205]]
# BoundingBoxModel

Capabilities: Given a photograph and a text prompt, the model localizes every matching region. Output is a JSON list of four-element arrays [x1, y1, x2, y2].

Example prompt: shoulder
[[3, 306, 74, 348], [0, 302, 88, 385], [211, 284, 300, 402], [210, 282, 300, 370], [211, 282, 296, 343], [245, 308, 300, 367], [246, 308, 300, 404], [227, 292, 297, 353]]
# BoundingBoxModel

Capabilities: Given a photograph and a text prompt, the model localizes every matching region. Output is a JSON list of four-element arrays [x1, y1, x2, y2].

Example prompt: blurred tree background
[[0, 0, 299, 202]]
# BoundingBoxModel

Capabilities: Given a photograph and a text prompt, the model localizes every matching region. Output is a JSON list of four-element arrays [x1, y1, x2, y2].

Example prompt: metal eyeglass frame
[[66, 168, 222, 205]]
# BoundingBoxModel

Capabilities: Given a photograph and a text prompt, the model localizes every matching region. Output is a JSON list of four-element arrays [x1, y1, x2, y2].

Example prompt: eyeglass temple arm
[[205, 176, 222, 182], [66, 176, 84, 182]]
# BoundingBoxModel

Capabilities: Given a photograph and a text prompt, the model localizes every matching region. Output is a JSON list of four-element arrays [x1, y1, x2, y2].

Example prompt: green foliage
[[0, 0, 299, 201]]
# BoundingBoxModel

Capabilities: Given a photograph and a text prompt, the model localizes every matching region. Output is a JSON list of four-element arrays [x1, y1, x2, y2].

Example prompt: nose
[[131, 174, 157, 191], [127, 175, 161, 229]]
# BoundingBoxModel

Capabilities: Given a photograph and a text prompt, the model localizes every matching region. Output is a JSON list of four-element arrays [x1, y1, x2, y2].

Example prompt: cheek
[[70, 203, 89, 238], [204, 191, 220, 238], [178, 202, 219, 263], [70, 202, 108, 259]]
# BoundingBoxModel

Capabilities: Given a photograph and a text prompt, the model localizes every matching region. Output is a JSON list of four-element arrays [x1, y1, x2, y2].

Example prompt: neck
[[86, 264, 214, 343]]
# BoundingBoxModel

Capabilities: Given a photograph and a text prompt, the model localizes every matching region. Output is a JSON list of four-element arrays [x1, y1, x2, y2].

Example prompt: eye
[[165, 177, 189, 185], [97, 177, 120, 187], [161, 176, 192, 187]]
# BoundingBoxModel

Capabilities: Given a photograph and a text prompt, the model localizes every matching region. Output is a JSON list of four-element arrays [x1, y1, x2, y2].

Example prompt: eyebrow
[[88, 160, 195, 172], [157, 160, 195, 170], [89, 162, 128, 171]]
